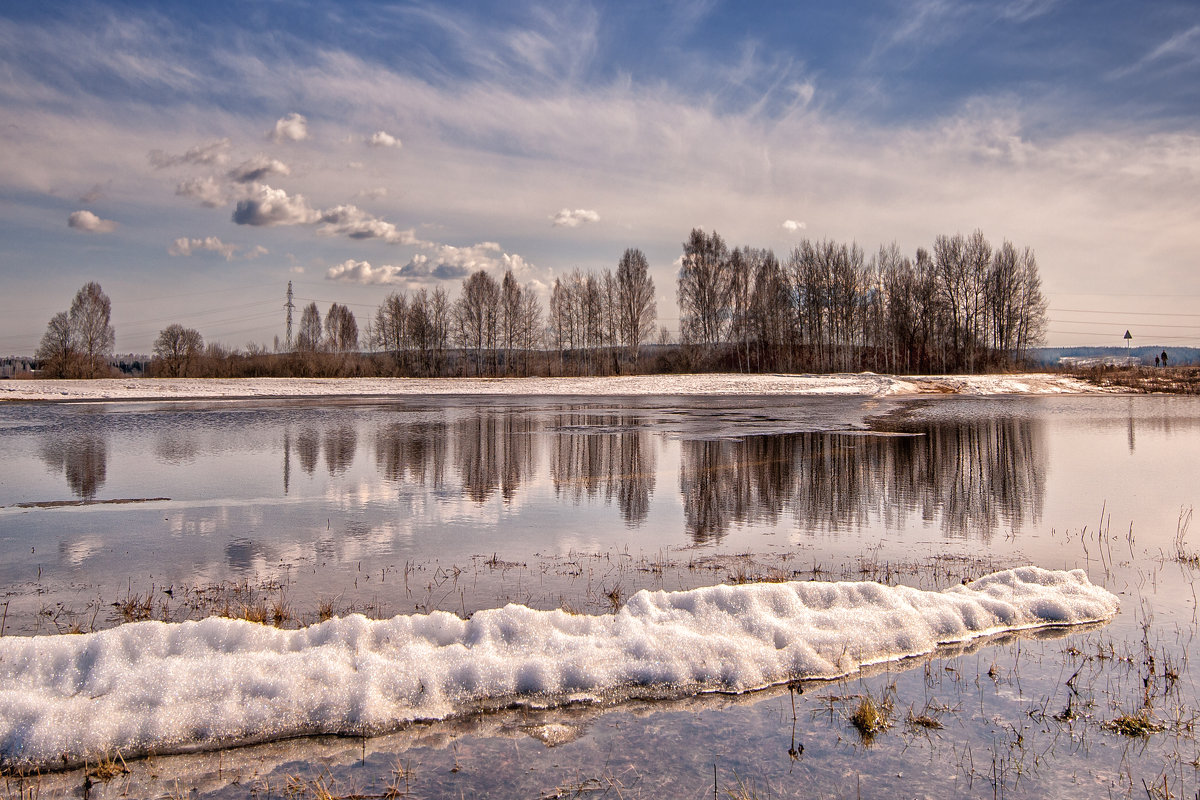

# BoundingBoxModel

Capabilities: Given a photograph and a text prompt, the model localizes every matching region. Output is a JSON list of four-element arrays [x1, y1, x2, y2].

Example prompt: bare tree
[[36, 311, 75, 378], [153, 324, 204, 377], [296, 302, 322, 351], [324, 303, 358, 352], [615, 248, 656, 366], [456, 270, 501, 375], [500, 271, 522, 375], [69, 282, 116, 378], [677, 228, 730, 352]]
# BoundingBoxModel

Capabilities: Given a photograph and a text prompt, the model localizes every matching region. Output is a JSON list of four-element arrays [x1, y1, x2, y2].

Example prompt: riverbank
[[0, 372, 1111, 402]]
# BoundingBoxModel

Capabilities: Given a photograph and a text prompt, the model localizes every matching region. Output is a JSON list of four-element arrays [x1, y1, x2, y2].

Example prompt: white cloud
[[176, 176, 228, 207], [270, 112, 308, 142], [367, 130, 401, 148], [67, 210, 117, 233], [245, 245, 270, 259], [149, 138, 232, 169], [326, 242, 529, 286], [316, 204, 424, 244], [782, 219, 806, 232], [227, 155, 291, 183], [551, 208, 600, 227], [232, 184, 318, 226], [355, 187, 389, 200], [169, 236, 237, 260], [326, 259, 405, 284]]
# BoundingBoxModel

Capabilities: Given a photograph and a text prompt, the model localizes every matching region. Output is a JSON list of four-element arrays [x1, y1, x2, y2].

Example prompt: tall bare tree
[[296, 302, 322, 351], [324, 303, 358, 352], [455, 270, 501, 375], [69, 282, 115, 378], [677, 228, 730, 351], [615, 248, 656, 365]]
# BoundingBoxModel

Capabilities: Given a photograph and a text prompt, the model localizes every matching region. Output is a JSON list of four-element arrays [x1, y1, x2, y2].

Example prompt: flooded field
[[1, 393, 1198, 798]]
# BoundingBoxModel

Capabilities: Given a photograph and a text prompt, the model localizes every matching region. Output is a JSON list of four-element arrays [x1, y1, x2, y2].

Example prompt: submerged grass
[[1101, 710, 1166, 737]]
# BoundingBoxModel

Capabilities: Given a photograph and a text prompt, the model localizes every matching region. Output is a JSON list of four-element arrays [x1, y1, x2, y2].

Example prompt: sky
[[1, 0, 1198, 355]]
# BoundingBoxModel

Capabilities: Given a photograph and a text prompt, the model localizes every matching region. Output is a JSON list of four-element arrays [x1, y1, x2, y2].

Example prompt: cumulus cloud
[[227, 155, 291, 183], [326, 242, 527, 285], [326, 259, 406, 284], [782, 219, 807, 232], [317, 204, 424, 244], [176, 176, 228, 207], [232, 184, 318, 226], [245, 245, 270, 259], [67, 210, 117, 233], [270, 113, 308, 142], [149, 138, 232, 169], [367, 130, 401, 148], [551, 208, 600, 227], [168, 236, 237, 260]]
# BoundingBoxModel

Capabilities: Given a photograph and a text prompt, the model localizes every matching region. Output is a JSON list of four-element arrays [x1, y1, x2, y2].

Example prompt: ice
[[0, 567, 1117, 769]]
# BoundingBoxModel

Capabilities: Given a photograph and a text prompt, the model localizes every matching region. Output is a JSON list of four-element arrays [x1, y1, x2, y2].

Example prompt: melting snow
[[0, 373, 1107, 403], [0, 567, 1117, 768]]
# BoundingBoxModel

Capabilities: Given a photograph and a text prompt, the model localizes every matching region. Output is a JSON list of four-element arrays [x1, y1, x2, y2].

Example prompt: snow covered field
[[0, 567, 1116, 769], [0, 372, 1106, 402]]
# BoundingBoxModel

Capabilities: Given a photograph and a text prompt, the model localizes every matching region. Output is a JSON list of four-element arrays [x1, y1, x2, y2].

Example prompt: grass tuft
[[1101, 710, 1165, 737], [850, 688, 895, 740]]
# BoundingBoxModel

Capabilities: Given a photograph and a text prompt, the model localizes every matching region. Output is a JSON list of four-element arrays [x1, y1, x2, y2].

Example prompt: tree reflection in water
[[455, 411, 538, 503], [679, 417, 1045, 543], [550, 414, 656, 526], [39, 434, 108, 500], [374, 421, 448, 488]]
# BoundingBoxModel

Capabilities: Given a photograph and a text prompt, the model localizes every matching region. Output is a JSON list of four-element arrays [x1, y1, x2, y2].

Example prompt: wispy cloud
[[67, 210, 116, 233], [1111, 24, 1200, 79], [149, 138, 231, 169], [168, 236, 237, 260], [551, 208, 600, 227], [176, 176, 228, 207]]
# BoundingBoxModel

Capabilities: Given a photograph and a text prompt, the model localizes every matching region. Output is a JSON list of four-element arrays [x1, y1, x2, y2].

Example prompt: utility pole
[[285, 281, 295, 350]]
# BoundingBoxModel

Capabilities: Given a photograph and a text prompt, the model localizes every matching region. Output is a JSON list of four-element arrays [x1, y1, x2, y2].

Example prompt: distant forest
[[31, 228, 1050, 379]]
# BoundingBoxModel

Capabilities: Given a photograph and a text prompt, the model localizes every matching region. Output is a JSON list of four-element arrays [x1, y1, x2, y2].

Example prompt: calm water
[[2, 393, 1199, 797]]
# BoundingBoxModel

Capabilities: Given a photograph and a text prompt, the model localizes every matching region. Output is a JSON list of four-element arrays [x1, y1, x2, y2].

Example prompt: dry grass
[[85, 751, 128, 782], [850, 688, 895, 740], [115, 592, 153, 622], [1101, 710, 1165, 737]]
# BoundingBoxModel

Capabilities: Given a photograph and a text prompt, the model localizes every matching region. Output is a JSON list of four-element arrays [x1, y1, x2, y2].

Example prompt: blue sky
[[1, 0, 1198, 354]]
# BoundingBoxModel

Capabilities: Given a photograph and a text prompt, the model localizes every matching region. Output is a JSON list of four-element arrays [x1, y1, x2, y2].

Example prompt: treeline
[[33, 228, 1046, 380], [678, 228, 1046, 373]]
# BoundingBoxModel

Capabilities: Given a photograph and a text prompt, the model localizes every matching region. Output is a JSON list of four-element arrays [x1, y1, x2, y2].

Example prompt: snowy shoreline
[[0, 372, 1108, 402]]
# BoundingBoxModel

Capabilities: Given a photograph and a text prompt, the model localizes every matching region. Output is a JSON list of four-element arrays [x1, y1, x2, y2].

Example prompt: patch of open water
[[0, 394, 1198, 797]]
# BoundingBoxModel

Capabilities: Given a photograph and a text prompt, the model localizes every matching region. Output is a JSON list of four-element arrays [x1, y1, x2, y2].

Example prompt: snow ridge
[[0, 567, 1117, 768]]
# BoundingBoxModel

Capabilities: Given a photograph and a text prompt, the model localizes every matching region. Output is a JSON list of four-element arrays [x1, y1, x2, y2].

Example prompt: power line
[[1049, 307, 1200, 319]]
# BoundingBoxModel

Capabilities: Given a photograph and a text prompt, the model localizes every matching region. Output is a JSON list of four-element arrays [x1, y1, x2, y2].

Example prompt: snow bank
[[0, 373, 1106, 402], [0, 567, 1116, 768]]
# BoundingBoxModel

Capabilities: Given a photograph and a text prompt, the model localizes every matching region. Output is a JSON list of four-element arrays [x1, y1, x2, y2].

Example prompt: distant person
[[1162, 351, 1169, 368], [1155, 355, 1161, 368]]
